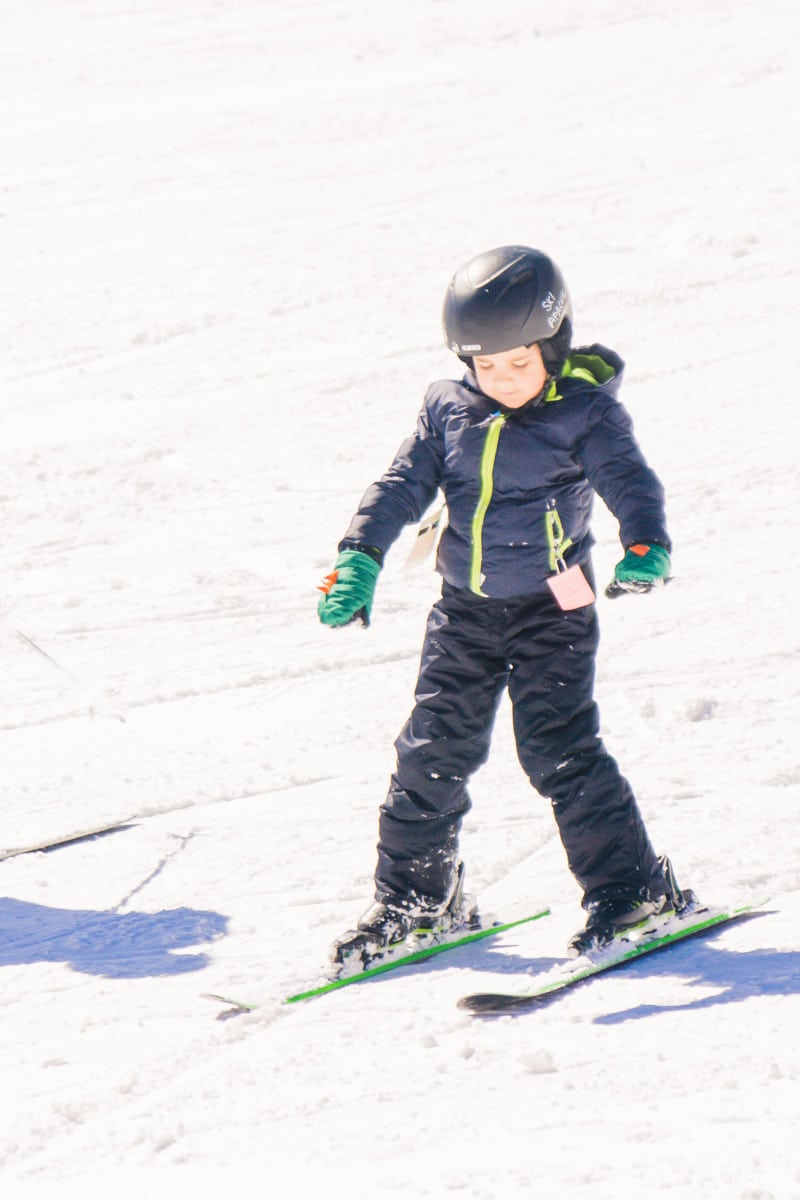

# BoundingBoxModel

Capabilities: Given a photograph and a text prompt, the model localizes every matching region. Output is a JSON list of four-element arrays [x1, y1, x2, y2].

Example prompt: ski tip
[[457, 993, 536, 1016], [200, 992, 258, 1019], [456, 994, 493, 1014]]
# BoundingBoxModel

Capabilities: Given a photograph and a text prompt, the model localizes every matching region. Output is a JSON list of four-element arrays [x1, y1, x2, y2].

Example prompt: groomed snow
[[2, 2, 799, 1196]]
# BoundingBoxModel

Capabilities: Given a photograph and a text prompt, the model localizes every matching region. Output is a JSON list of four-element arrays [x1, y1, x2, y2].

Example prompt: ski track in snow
[[2, 1, 799, 1197]]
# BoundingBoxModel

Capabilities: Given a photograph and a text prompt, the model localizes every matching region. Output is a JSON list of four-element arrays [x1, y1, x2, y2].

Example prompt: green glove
[[606, 543, 671, 597], [317, 549, 381, 627]]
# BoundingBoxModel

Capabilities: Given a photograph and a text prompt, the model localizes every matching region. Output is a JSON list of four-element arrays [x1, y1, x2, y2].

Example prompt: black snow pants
[[375, 581, 661, 909]]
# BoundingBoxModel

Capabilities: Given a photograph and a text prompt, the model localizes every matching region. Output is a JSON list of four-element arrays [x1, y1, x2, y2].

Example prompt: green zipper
[[469, 413, 506, 595]]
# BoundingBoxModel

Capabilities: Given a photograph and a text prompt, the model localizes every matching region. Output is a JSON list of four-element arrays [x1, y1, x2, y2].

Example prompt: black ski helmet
[[442, 245, 572, 375]]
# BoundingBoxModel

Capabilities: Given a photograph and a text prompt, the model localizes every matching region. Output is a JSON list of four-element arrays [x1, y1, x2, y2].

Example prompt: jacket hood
[[557, 343, 625, 399]]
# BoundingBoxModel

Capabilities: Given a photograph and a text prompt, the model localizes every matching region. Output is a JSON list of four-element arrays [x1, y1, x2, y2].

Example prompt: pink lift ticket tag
[[546, 563, 596, 610]]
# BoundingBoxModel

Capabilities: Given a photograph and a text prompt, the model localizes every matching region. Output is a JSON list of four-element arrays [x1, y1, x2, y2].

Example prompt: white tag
[[404, 505, 447, 571]]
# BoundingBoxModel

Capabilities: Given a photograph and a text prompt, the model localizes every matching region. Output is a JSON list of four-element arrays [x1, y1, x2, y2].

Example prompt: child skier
[[317, 244, 686, 971]]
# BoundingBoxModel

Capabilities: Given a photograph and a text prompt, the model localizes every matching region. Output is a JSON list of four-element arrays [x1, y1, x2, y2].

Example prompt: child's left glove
[[606, 544, 671, 597], [317, 549, 381, 627]]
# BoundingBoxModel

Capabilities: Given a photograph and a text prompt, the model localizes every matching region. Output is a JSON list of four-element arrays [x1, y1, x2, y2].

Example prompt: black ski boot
[[331, 863, 478, 975], [568, 885, 657, 957], [568, 856, 694, 957]]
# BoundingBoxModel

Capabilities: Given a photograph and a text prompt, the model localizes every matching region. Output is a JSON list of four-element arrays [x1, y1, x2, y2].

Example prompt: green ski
[[202, 907, 550, 1016], [457, 899, 763, 1016]]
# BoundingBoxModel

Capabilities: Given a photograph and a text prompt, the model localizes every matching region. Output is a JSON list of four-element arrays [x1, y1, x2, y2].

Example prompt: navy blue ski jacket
[[341, 345, 670, 600]]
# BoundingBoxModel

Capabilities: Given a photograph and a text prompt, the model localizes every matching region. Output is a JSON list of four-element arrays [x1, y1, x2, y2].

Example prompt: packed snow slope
[[2, 1, 799, 1197]]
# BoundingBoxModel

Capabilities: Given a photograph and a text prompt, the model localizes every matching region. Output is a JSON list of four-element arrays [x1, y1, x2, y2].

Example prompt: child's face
[[472, 344, 548, 408]]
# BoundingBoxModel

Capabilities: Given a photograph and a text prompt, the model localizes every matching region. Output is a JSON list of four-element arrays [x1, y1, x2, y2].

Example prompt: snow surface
[[2, 1, 799, 1196]]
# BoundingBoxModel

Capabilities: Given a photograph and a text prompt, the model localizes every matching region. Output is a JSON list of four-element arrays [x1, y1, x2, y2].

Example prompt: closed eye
[[475, 359, 530, 371]]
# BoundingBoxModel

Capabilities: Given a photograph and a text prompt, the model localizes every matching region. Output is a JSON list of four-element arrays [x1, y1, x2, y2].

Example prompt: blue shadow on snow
[[0, 897, 228, 978], [593, 928, 800, 1024]]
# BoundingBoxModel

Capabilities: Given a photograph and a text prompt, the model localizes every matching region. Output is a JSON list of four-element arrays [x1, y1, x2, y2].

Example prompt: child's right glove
[[605, 543, 671, 597], [317, 548, 381, 627]]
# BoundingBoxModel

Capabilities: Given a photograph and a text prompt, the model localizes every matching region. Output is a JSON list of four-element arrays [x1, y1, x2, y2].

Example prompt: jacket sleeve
[[574, 396, 672, 551], [339, 397, 445, 557]]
